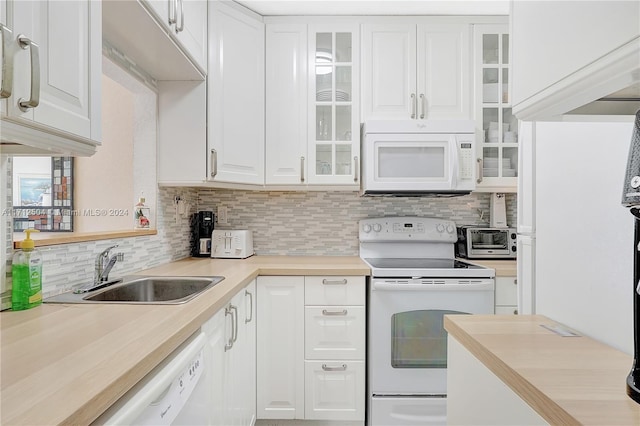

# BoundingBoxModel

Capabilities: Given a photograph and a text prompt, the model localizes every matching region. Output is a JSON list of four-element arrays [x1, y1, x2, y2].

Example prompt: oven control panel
[[359, 216, 457, 242]]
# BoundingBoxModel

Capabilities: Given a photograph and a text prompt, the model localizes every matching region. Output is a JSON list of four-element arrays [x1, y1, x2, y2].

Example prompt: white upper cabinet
[[145, 0, 208, 70], [1, 0, 101, 156], [511, 0, 640, 119], [209, 1, 264, 185], [102, 0, 207, 80], [362, 20, 471, 121], [473, 23, 517, 192], [265, 19, 360, 187], [265, 23, 308, 185]]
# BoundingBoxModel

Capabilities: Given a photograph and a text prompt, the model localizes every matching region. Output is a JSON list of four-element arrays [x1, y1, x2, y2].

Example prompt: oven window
[[391, 310, 468, 368]]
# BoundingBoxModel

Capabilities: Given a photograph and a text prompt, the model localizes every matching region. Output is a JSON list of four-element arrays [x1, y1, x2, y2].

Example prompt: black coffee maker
[[622, 110, 640, 404], [191, 211, 215, 257]]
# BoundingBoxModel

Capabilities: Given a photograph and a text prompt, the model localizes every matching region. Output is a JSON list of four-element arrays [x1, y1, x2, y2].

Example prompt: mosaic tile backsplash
[[197, 189, 517, 256]]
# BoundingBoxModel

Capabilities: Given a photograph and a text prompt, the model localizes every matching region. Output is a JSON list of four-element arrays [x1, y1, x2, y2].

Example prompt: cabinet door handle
[[419, 94, 425, 119], [300, 156, 305, 182], [410, 93, 416, 119], [322, 309, 348, 316], [0, 24, 13, 99], [231, 304, 238, 343], [224, 304, 234, 351], [322, 364, 347, 372], [17, 35, 40, 112], [513, 279, 517, 285], [353, 156, 359, 183], [322, 278, 347, 285], [168, 0, 177, 25], [245, 290, 253, 324], [476, 158, 483, 184], [210, 149, 218, 179], [176, 0, 185, 33]]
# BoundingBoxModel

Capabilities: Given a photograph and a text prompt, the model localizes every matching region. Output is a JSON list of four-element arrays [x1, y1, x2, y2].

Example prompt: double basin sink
[[44, 275, 225, 305]]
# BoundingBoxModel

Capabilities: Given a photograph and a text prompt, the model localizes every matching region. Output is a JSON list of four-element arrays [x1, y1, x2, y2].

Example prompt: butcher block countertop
[[0, 256, 369, 426], [464, 259, 517, 277], [445, 314, 640, 425]]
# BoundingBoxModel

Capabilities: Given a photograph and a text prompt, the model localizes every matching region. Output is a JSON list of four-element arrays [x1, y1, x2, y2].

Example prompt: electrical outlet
[[218, 206, 228, 225]]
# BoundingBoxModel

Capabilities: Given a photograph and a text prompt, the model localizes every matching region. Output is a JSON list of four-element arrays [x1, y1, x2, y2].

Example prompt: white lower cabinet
[[257, 276, 365, 423], [304, 360, 365, 421], [204, 279, 256, 426], [494, 276, 518, 315]]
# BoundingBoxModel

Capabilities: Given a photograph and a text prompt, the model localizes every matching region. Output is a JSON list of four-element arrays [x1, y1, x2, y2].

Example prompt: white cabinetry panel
[[257, 276, 305, 419], [304, 360, 365, 421], [305, 306, 365, 360], [265, 23, 308, 185], [209, 1, 264, 185]]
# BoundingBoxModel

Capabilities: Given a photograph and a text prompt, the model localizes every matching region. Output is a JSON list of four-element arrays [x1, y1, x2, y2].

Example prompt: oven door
[[368, 278, 494, 395]]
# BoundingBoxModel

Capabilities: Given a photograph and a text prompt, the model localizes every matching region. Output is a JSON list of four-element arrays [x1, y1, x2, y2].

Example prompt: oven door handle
[[372, 282, 494, 292]]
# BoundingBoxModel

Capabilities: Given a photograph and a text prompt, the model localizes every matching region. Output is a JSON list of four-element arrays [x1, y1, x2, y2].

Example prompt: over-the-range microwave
[[361, 120, 476, 196]]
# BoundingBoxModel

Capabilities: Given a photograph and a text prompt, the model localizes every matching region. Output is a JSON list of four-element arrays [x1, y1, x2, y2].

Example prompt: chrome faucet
[[73, 245, 125, 294], [95, 245, 124, 285]]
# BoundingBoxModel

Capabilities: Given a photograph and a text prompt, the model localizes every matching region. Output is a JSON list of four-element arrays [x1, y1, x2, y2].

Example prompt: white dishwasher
[[94, 331, 209, 425]]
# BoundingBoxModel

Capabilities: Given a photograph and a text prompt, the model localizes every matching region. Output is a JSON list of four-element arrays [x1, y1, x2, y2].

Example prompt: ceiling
[[234, 0, 510, 16]]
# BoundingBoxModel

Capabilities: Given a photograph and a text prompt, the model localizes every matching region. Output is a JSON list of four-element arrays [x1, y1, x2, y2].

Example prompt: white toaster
[[211, 230, 254, 259]]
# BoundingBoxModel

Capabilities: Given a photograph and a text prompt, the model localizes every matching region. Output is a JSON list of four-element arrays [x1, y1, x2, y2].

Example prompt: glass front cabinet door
[[474, 24, 518, 192], [308, 25, 360, 185]]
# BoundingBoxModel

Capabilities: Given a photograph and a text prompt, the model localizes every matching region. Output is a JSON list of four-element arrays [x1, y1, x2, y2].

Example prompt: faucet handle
[[100, 244, 119, 256]]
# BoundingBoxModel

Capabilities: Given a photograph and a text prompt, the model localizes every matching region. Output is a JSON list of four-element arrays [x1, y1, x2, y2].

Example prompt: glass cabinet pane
[[483, 147, 499, 177], [502, 34, 509, 64], [335, 33, 352, 62], [502, 68, 509, 103], [316, 105, 332, 140], [336, 144, 351, 175], [503, 147, 518, 177], [482, 69, 499, 103], [482, 34, 499, 64], [316, 67, 333, 101], [335, 66, 351, 101], [336, 106, 351, 141], [502, 108, 517, 143], [316, 33, 332, 60], [483, 108, 499, 143], [316, 144, 332, 175]]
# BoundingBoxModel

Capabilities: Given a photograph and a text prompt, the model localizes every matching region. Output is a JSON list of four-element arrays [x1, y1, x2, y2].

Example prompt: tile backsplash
[[198, 189, 517, 256], [1, 179, 516, 302]]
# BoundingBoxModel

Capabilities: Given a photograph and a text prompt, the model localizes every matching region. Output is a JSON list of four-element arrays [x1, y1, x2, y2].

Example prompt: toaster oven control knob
[[363, 224, 372, 233], [446, 224, 455, 233], [436, 224, 445, 233], [373, 224, 382, 232]]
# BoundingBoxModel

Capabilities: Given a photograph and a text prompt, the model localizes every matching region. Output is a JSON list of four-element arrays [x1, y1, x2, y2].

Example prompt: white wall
[[535, 121, 634, 353]]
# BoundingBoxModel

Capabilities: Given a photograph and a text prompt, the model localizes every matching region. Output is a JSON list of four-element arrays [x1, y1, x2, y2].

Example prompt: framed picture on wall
[[14, 173, 52, 207]]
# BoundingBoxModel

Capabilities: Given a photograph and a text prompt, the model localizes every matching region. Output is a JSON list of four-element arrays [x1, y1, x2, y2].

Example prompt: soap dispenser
[[11, 229, 43, 311]]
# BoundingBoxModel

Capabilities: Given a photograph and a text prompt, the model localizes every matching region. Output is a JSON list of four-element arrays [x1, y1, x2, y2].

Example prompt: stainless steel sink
[[44, 276, 225, 305]]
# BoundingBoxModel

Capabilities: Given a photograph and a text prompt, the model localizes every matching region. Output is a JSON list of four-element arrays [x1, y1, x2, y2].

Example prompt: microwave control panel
[[458, 140, 474, 181]]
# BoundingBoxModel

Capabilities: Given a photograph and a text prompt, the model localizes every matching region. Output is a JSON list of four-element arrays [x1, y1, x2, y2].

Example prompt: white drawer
[[495, 276, 517, 306], [304, 276, 365, 306], [305, 306, 365, 360], [304, 360, 365, 421]]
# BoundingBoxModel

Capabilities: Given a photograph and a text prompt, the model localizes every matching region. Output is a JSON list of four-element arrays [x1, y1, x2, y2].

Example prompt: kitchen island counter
[[0, 256, 369, 425], [445, 314, 640, 425]]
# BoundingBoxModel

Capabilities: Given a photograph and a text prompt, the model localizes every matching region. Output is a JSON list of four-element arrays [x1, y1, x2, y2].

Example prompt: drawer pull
[[322, 364, 347, 372], [322, 309, 348, 316], [322, 278, 347, 285]]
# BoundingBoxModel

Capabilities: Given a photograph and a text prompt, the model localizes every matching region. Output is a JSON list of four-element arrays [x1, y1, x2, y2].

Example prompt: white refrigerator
[[518, 119, 634, 353]]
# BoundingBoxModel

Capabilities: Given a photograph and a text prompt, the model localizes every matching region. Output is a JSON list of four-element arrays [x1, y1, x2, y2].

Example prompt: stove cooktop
[[363, 257, 495, 278]]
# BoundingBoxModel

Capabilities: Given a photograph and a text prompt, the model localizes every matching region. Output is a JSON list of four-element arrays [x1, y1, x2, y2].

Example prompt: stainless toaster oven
[[456, 227, 517, 259]]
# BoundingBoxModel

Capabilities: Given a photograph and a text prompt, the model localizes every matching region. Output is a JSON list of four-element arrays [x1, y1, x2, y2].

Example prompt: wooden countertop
[[0, 256, 369, 425], [444, 314, 640, 425], [462, 259, 517, 277]]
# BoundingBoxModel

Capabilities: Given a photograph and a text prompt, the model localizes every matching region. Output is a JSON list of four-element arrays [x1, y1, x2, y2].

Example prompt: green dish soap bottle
[[11, 229, 43, 311]]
